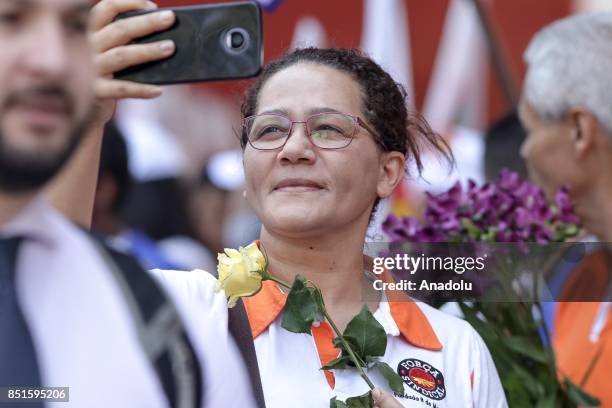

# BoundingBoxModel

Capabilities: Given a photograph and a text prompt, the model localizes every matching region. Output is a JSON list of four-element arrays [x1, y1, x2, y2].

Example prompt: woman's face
[[243, 63, 403, 238]]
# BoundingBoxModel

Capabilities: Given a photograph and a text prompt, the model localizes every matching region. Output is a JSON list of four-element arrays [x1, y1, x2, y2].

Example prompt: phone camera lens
[[223, 28, 250, 54], [231, 31, 245, 48]]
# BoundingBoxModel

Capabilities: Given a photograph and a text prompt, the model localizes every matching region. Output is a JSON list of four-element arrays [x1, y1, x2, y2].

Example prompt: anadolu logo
[[397, 358, 446, 400]]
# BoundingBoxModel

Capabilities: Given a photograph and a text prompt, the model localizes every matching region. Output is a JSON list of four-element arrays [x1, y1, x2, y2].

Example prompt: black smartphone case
[[115, 1, 263, 85]]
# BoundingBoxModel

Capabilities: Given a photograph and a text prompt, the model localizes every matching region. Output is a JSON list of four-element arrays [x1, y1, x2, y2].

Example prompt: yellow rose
[[242, 242, 266, 270], [215, 243, 266, 307]]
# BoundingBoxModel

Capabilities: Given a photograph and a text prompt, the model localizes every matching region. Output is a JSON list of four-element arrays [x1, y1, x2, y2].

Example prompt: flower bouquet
[[382, 169, 600, 407]]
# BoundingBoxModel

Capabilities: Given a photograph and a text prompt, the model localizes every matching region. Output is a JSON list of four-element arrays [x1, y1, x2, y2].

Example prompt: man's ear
[[377, 151, 405, 198], [569, 108, 598, 159]]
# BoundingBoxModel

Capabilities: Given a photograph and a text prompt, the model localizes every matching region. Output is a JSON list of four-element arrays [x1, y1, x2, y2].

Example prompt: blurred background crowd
[[98, 0, 611, 272]]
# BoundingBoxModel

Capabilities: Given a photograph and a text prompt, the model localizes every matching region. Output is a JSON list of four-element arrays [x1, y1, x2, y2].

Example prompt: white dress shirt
[[0, 197, 256, 408]]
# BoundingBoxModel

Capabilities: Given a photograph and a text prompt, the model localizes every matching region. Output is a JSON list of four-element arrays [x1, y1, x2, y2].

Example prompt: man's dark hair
[[484, 111, 528, 182], [99, 121, 131, 212], [240, 47, 453, 175]]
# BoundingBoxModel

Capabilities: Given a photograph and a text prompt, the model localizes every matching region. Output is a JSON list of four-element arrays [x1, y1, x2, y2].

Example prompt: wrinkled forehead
[[256, 63, 365, 118]]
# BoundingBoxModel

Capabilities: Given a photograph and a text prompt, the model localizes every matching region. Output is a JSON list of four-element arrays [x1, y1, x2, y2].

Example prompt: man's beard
[[0, 85, 92, 192], [0, 114, 92, 193], [0, 122, 90, 192]]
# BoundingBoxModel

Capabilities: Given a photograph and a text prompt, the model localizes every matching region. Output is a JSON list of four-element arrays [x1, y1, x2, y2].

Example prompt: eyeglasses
[[243, 112, 378, 150]]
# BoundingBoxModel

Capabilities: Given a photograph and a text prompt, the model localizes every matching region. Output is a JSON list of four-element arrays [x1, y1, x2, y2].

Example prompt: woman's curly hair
[[240, 47, 453, 176]]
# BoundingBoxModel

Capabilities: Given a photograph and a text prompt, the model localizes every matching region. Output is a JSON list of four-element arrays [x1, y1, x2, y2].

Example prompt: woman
[[58, 1, 507, 407], [230, 48, 506, 407]]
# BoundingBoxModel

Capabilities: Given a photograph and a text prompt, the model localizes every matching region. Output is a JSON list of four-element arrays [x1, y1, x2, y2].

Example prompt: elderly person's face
[[0, 0, 94, 191], [242, 63, 401, 237], [518, 96, 581, 200]]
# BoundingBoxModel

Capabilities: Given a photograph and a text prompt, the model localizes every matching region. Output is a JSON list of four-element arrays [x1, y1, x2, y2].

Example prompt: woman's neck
[[260, 225, 380, 331], [259, 223, 375, 312]]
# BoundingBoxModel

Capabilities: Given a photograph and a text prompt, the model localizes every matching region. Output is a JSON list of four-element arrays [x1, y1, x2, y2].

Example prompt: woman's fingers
[[95, 77, 162, 100], [90, 0, 157, 32], [95, 40, 175, 76], [89, 0, 174, 109], [88, 0, 170, 125], [91, 7, 176, 53], [372, 389, 404, 408]]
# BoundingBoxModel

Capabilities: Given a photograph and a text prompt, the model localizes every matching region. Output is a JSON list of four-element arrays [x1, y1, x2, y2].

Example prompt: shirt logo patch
[[397, 358, 446, 400]]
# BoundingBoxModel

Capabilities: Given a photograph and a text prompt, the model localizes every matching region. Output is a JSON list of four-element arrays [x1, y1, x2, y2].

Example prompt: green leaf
[[330, 397, 348, 408], [330, 393, 374, 408], [374, 361, 405, 394], [342, 305, 387, 360], [345, 391, 374, 408], [307, 286, 325, 322], [281, 275, 323, 334], [508, 361, 546, 397], [502, 336, 550, 364], [322, 356, 351, 371], [563, 224, 579, 238], [535, 387, 556, 408], [481, 227, 497, 242], [330, 337, 366, 367], [503, 372, 534, 407], [461, 217, 481, 240], [564, 379, 601, 407]]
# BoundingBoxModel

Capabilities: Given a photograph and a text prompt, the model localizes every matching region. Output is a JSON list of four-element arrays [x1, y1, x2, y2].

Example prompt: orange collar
[[243, 260, 443, 351]]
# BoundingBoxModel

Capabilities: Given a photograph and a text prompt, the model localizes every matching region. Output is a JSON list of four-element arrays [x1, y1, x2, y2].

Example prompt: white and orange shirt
[[243, 275, 508, 407], [552, 247, 612, 407]]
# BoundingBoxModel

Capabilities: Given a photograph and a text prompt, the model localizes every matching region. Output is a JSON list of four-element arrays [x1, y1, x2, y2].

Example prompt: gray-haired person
[[519, 12, 612, 406]]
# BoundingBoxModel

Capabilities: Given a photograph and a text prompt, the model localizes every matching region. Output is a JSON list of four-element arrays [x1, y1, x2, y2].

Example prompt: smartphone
[[114, 1, 263, 85]]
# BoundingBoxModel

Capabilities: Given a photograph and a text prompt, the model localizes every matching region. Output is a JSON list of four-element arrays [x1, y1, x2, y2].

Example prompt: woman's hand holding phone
[[89, 0, 175, 125]]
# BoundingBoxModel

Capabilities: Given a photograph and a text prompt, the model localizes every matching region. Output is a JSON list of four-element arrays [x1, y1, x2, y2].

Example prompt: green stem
[[533, 301, 555, 369], [580, 341, 605, 387], [322, 308, 375, 390], [265, 272, 375, 390], [267, 274, 293, 291]]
